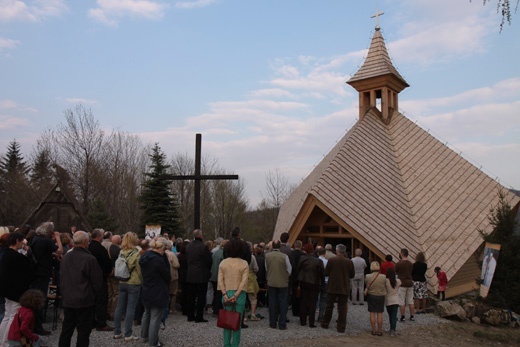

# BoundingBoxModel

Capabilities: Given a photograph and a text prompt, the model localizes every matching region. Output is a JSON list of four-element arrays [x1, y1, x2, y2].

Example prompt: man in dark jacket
[[185, 229, 212, 323], [59, 231, 103, 347], [0, 232, 33, 345], [289, 240, 306, 317], [295, 243, 324, 327], [320, 244, 354, 333], [30, 222, 63, 335], [88, 228, 114, 331]]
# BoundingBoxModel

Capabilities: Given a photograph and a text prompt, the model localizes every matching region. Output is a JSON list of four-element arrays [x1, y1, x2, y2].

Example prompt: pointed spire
[[347, 27, 408, 92]]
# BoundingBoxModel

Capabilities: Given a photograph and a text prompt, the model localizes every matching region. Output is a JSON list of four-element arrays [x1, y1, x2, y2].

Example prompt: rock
[[463, 302, 476, 319], [471, 316, 481, 324], [436, 301, 466, 320], [483, 309, 511, 326]]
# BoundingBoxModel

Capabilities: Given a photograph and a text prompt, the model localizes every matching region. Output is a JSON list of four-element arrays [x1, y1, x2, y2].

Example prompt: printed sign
[[479, 242, 501, 298]]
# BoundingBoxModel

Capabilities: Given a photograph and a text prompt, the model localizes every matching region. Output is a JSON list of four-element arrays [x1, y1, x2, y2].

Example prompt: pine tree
[[87, 198, 118, 232], [30, 149, 54, 199], [480, 190, 520, 312], [138, 143, 179, 235], [0, 139, 32, 225]]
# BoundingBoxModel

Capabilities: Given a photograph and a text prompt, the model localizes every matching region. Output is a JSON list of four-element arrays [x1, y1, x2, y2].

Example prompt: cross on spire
[[371, 7, 384, 29]]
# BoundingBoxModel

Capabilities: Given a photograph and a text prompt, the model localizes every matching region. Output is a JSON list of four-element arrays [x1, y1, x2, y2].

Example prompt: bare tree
[[261, 168, 294, 209]]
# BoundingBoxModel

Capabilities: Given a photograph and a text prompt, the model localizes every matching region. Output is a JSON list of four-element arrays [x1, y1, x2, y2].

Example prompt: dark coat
[[186, 238, 212, 284], [30, 235, 58, 278], [296, 254, 324, 286], [325, 255, 355, 295], [289, 249, 306, 281], [60, 247, 103, 308], [0, 248, 33, 301], [88, 239, 113, 277], [139, 250, 171, 308]]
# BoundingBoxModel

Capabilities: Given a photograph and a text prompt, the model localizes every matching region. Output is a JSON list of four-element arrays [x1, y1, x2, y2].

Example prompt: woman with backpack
[[112, 232, 142, 341]]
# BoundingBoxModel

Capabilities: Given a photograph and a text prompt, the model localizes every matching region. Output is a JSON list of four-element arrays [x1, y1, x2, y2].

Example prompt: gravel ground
[[43, 303, 445, 346]]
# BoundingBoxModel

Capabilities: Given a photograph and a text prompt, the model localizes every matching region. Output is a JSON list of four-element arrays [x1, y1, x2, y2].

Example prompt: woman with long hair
[[412, 252, 428, 314], [218, 238, 249, 347], [113, 232, 142, 341], [385, 267, 401, 336]]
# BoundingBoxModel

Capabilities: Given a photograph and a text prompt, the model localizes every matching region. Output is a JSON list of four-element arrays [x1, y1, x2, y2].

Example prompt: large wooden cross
[[161, 133, 239, 230]]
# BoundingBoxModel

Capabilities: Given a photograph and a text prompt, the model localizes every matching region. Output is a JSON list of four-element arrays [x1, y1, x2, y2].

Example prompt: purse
[[216, 303, 241, 331]]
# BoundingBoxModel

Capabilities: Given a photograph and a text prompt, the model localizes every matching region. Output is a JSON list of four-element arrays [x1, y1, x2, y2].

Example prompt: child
[[434, 266, 448, 301], [7, 289, 47, 347]]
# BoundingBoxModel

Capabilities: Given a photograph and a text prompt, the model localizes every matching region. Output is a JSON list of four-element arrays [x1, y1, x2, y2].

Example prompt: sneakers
[[390, 330, 397, 336], [409, 316, 415, 321], [113, 334, 123, 339], [399, 316, 405, 322], [124, 336, 140, 342]]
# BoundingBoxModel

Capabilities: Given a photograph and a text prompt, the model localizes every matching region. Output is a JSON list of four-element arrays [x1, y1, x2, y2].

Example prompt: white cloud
[[65, 97, 99, 105], [0, 99, 37, 112], [248, 88, 295, 99], [88, 0, 167, 26], [0, 114, 29, 129], [174, 0, 217, 9], [0, 0, 67, 22], [0, 37, 20, 50]]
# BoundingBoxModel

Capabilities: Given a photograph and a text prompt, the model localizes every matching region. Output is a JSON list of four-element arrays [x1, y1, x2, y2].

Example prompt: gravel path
[[43, 303, 445, 346]]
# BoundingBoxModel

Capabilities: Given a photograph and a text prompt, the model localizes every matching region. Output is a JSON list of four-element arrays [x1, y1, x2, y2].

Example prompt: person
[[245, 242, 260, 322], [210, 239, 226, 317], [30, 222, 63, 336], [58, 231, 103, 347], [139, 237, 170, 347], [412, 252, 428, 314], [289, 240, 305, 317], [177, 241, 189, 317], [218, 238, 249, 347], [316, 247, 328, 322], [108, 234, 121, 315], [265, 240, 292, 330], [324, 244, 335, 260], [296, 243, 323, 328], [0, 232, 33, 346], [164, 240, 180, 314], [185, 229, 212, 323], [385, 267, 401, 336], [88, 228, 114, 331], [365, 261, 387, 336], [0, 232, 9, 324], [133, 239, 150, 326], [113, 232, 142, 341], [6, 289, 47, 347], [435, 266, 448, 301], [395, 248, 415, 322], [381, 254, 395, 275], [279, 233, 291, 257], [351, 248, 367, 305], [320, 244, 354, 333], [254, 245, 267, 307]]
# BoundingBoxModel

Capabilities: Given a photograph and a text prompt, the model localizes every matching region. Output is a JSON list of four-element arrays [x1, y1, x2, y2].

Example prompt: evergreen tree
[[0, 139, 28, 175], [480, 190, 520, 312], [30, 149, 54, 199], [0, 139, 32, 225], [138, 143, 179, 235], [87, 198, 118, 232]]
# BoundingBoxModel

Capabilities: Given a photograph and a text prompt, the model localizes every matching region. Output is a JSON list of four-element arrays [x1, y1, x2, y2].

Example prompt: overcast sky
[[1, 0, 519, 207]]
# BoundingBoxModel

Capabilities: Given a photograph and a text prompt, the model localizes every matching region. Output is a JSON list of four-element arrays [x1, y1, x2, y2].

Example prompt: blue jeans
[[114, 283, 141, 337], [140, 306, 163, 347], [268, 286, 288, 329], [317, 283, 327, 321]]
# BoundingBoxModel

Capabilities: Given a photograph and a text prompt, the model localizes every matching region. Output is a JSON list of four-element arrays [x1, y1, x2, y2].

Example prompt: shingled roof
[[274, 25, 520, 295]]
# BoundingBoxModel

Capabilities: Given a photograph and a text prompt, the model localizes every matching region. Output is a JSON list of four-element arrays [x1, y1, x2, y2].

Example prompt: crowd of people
[[0, 224, 449, 347]]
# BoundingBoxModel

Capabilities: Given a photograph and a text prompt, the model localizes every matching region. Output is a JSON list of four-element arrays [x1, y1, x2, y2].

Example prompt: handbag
[[364, 273, 379, 296], [20, 335, 32, 347], [217, 303, 241, 331]]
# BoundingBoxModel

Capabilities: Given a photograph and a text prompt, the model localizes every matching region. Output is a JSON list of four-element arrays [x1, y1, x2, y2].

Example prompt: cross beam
[[161, 133, 239, 230]]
